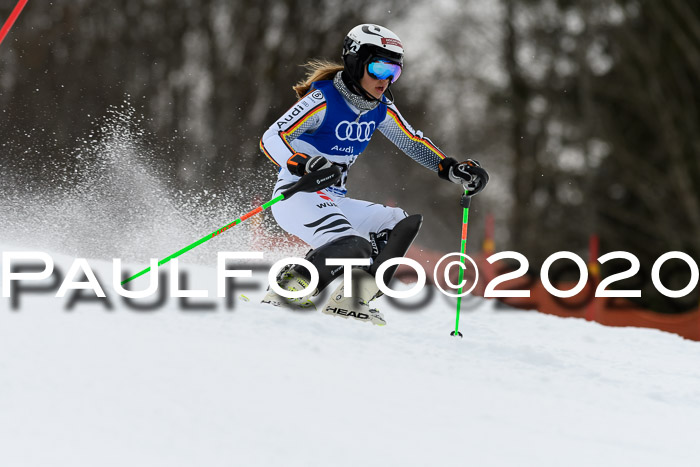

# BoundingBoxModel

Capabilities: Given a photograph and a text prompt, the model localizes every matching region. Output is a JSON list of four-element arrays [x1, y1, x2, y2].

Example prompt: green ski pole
[[451, 189, 471, 338], [121, 166, 341, 285]]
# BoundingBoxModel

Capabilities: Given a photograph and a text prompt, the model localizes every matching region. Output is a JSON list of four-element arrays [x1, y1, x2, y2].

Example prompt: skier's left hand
[[438, 158, 489, 195], [287, 153, 333, 177]]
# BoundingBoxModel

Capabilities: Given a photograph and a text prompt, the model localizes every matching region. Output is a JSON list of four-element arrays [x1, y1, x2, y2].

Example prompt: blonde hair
[[293, 59, 344, 99]]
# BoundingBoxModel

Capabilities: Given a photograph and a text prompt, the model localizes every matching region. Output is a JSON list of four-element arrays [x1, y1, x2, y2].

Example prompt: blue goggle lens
[[367, 60, 402, 83]]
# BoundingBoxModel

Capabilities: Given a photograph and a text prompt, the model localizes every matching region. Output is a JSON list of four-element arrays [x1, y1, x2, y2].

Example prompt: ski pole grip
[[281, 165, 342, 198]]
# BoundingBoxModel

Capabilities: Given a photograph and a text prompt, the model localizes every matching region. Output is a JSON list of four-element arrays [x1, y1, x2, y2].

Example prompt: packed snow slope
[[1, 250, 699, 467]]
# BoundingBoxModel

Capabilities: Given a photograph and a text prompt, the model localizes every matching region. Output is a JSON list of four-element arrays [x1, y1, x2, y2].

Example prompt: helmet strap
[[382, 86, 396, 106]]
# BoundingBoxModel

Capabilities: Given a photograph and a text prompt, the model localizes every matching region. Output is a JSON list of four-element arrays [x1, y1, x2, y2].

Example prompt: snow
[[1, 250, 699, 467]]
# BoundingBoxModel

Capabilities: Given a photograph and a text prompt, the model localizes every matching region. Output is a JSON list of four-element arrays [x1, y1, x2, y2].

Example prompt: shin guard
[[369, 214, 423, 285], [292, 235, 373, 293]]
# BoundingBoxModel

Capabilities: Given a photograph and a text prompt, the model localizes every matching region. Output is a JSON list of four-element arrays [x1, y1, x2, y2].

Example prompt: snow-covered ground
[[1, 250, 699, 467]]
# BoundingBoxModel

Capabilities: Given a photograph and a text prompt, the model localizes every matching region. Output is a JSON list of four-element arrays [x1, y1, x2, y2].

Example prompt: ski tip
[[450, 331, 463, 338]]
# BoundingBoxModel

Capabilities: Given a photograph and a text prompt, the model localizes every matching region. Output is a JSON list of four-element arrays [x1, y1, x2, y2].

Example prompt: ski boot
[[322, 269, 386, 326], [261, 266, 316, 310]]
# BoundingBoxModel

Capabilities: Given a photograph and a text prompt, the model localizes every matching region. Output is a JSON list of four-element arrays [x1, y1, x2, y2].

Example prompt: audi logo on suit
[[334, 120, 376, 142]]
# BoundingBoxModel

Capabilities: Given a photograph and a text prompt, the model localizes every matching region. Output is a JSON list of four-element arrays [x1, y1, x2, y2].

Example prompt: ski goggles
[[367, 60, 402, 83]]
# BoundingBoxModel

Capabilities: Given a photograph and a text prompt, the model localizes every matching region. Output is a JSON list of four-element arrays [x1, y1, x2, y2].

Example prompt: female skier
[[259, 24, 488, 325]]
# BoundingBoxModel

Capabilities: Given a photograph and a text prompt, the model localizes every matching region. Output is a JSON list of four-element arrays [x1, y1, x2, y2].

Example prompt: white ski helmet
[[342, 24, 404, 85]]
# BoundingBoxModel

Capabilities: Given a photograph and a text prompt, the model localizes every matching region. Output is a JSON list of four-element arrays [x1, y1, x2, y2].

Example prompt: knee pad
[[292, 235, 372, 293]]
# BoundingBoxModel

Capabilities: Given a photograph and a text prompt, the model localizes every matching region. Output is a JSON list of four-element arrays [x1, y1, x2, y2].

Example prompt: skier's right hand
[[287, 153, 332, 177]]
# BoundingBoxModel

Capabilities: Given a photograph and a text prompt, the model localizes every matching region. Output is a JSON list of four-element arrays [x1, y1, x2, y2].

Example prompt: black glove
[[438, 157, 489, 195], [287, 153, 332, 177]]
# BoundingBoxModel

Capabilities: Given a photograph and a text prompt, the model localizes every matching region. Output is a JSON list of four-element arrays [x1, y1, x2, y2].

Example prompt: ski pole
[[451, 189, 471, 338], [0, 0, 29, 47], [121, 166, 341, 285]]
